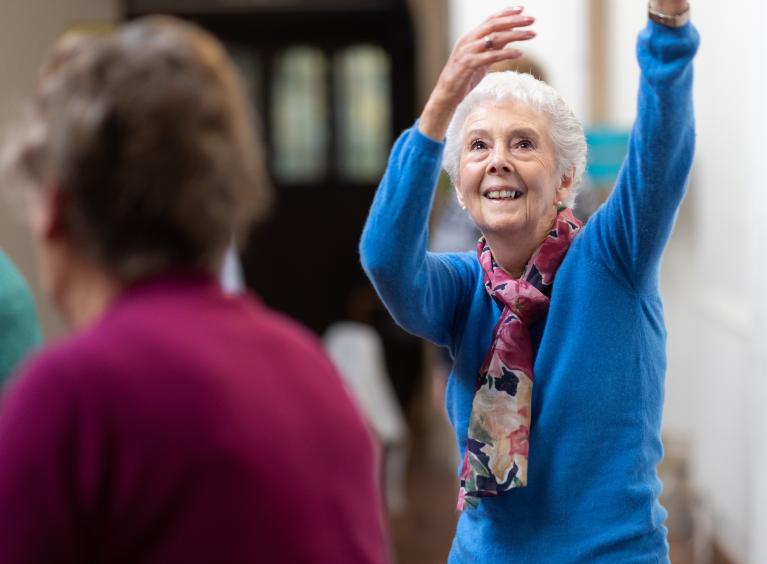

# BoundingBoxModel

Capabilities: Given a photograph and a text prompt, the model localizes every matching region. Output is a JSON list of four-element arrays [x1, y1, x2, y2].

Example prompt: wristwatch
[[648, 3, 691, 27]]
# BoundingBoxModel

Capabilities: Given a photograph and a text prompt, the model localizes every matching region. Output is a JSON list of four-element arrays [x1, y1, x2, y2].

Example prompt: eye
[[469, 139, 487, 151], [515, 138, 535, 150]]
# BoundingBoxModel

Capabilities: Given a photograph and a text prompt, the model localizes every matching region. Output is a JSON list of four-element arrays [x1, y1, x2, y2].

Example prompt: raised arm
[[585, 1, 699, 294], [360, 8, 535, 347], [360, 127, 462, 347]]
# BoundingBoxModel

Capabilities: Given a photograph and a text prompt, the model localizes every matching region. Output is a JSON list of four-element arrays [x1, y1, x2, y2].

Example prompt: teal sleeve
[[0, 252, 42, 384]]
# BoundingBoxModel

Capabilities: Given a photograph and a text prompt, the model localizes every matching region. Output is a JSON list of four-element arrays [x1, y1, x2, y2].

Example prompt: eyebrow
[[465, 127, 541, 140]]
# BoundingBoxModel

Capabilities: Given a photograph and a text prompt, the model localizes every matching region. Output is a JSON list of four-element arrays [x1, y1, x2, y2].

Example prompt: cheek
[[530, 154, 555, 177], [460, 156, 485, 178], [532, 158, 561, 197]]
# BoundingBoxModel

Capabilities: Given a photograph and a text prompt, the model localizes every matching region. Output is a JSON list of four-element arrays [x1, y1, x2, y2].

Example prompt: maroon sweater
[[0, 273, 387, 564]]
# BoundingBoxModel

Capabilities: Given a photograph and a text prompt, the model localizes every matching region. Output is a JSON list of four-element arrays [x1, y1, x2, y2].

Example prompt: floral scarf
[[457, 208, 582, 511]]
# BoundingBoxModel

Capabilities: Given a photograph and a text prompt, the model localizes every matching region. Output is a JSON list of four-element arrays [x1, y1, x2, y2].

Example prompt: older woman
[[361, 2, 697, 562], [0, 18, 386, 563]]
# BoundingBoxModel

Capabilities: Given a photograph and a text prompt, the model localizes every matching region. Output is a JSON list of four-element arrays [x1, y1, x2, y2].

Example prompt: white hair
[[442, 71, 587, 207]]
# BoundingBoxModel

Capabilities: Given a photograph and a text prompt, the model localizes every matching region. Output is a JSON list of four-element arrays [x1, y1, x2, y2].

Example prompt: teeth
[[486, 190, 522, 200]]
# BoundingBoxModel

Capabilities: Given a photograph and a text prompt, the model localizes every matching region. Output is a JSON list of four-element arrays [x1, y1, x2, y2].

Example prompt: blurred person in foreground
[[360, 1, 696, 562], [0, 17, 386, 564], [0, 251, 41, 384]]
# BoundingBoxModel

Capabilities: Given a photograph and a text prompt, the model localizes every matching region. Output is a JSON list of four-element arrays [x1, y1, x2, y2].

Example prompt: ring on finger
[[483, 35, 495, 50]]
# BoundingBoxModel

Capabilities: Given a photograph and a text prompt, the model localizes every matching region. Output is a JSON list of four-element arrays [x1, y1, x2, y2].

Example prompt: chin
[[479, 218, 526, 239]]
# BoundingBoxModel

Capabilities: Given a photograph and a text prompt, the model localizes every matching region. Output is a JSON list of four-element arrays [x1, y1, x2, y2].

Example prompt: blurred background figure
[[0, 17, 386, 564], [0, 250, 41, 385], [324, 319, 409, 515], [219, 243, 247, 294], [0, 1, 766, 564]]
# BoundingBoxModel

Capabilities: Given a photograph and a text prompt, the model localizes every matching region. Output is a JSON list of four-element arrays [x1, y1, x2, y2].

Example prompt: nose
[[486, 145, 513, 175]]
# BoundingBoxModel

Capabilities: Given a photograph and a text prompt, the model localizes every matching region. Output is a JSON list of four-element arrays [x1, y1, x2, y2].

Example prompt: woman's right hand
[[418, 6, 536, 141]]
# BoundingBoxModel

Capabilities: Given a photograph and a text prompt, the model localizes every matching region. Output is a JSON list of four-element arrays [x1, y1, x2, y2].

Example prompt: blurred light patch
[[585, 127, 630, 186], [335, 45, 391, 183], [271, 46, 329, 183]]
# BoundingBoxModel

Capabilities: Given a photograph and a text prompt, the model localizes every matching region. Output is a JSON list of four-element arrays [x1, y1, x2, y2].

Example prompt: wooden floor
[[389, 461, 458, 564]]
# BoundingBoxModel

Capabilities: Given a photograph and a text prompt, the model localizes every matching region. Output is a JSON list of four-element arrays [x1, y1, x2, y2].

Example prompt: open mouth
[[484, 189, 523, 201]]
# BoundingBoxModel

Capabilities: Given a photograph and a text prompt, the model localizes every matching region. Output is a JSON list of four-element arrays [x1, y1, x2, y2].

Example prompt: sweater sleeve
[[0, 251, 42, 385], [359, 124, 474, 349], [583, 20, 700, 294]]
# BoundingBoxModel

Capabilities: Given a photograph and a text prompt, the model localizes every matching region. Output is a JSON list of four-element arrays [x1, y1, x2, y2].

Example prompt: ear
[[556, 167, 575, 204], [454, 184, 467, 210], [37, 183, 70, 243]]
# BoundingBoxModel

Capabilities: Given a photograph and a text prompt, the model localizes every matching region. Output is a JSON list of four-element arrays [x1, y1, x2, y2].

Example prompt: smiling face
[[456, 99, 572, 244]]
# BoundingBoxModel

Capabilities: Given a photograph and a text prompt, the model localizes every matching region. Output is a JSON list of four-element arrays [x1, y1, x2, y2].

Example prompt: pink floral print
[[458, 209, 581, 511]]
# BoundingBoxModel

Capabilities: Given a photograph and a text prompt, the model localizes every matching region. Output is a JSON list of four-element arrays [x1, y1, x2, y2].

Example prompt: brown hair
[[5, 16, 270, 282]]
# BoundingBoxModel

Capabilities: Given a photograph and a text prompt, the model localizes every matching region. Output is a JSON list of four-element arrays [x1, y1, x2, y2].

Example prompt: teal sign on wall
[[585, 127, 631, 185]]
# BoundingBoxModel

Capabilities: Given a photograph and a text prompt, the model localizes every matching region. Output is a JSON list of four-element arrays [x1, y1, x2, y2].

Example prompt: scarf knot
[[487, 279, 549, 325]]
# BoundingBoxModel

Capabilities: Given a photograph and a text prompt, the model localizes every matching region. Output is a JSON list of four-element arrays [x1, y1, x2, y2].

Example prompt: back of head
[[6, 16, 270, 282]]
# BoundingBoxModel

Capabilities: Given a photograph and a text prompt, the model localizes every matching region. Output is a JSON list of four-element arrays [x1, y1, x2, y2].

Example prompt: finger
[[469, 28, 536, 53], [483, 5, 524, 22], [474, 14, 535, 40], [474, 47, 525, 67]]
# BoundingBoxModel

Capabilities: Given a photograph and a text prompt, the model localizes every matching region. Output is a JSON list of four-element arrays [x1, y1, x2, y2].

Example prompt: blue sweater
[[360, 20, 699, 564]]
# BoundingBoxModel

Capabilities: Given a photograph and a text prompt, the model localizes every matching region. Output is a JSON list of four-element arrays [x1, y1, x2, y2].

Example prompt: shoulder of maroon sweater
[[235, 291, 340, 365], [237, 296, 376, 436], [0, 340, 84, 434], [0, 311, 128, 403], [2, 290, 368, 432]]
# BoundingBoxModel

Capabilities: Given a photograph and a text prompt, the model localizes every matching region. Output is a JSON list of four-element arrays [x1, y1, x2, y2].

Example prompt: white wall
[[750, 177, 767, 564], [0, 0, 119, 338], [741, 4, 767, 561]]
